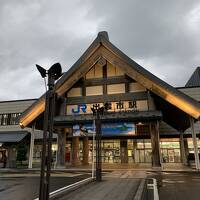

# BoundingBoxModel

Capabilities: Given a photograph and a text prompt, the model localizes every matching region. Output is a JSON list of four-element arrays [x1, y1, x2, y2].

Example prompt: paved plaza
[[148, 171, 200, 200], [1, 167, 200, 200], [0, 171, 90, 200], [56, 170, 146, 200]]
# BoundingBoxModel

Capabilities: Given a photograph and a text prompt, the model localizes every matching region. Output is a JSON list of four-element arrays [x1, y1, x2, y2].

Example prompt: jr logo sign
[[72, 104, 87, 114]]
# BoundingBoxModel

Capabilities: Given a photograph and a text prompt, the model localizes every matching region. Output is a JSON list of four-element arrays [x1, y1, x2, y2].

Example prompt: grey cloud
[[0, 0, 200, 100]]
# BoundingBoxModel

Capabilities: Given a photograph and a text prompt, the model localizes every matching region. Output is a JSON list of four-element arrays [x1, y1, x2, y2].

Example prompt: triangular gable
[[185, 67, 200, 87], [20, 31, 200, 128]]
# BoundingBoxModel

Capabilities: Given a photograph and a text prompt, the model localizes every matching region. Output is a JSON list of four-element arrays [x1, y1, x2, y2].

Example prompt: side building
[[0, 98, 60, 168]]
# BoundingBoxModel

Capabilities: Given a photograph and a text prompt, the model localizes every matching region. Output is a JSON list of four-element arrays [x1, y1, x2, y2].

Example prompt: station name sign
[[67, 100, 148, 115]]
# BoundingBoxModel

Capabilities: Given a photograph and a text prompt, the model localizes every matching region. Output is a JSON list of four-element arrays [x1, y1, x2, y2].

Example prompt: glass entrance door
[[102, 140, 120, 163], [168, 149, 175, 163]]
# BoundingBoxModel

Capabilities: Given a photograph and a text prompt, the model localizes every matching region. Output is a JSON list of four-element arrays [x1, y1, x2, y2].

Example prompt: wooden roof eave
[[20, 35, 104, 128], [20, 31, 200, 128], [99, 37, 200, 120]]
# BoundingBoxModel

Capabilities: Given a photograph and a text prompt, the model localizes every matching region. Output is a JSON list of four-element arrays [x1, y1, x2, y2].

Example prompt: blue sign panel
[[71, 104, 87, 114], [73, 122, 135, 136]]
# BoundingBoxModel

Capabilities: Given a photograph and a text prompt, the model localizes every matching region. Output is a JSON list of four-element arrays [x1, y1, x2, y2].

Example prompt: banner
[[72, 122, 135, 136]]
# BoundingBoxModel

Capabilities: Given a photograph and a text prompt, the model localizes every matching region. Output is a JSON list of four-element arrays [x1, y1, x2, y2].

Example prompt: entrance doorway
[[102, 140, 120, 163]]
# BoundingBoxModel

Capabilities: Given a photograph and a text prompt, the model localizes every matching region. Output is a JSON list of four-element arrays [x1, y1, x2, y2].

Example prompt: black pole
[[95, 110, 102, 181], [39, 90, 50, 200], [39, 73, 56, 200], [45, 74, 55, 199]]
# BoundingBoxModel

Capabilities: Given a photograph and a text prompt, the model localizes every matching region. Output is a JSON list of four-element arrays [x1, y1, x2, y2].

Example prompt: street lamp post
[[36, 63, 62, 200], [91, 104, 104, 182]]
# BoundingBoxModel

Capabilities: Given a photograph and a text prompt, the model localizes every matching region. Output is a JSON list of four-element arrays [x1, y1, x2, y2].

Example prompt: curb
[[34, 177, 94, 200], [147, 178, 159, 200], [133, 179, 146, 200]]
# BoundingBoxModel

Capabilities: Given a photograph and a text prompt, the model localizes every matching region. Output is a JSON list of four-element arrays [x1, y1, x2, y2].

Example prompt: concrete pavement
[[55, 170, 147, 200], [147, 171, 200, 200], [0, 171, 90, 200], [0, 164, 198, 200], [57, 178, 141, 200]]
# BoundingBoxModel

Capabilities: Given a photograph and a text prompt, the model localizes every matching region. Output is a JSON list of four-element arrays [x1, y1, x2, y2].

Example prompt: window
[[10, 113, 21, 125], [0, 113, 21, 126], [1, 114, 8, 125]]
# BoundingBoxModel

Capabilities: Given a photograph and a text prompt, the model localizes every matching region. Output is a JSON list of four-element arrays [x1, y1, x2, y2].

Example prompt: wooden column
[[120, 140, 128, 163], [55, 97, 67, 168], [57, 129, 66, 168], [28, 124, 35, 168], [72, 136, 80, 166], [82, 137, 89, 165], [150, 121, 161, 167], [133, 140, 138, 163], [190, 117, 200, 170], [184, 138, 189, 165], [7, 146, 17, 168], [180, 131, 187, 165]]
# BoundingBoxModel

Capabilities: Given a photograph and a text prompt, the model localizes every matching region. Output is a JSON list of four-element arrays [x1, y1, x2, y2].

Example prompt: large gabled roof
[[185, 67, 200, 87], [20, 31, 200, 129]]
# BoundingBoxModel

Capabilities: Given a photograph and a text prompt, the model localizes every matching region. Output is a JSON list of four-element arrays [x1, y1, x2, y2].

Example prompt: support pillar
[[7, 146, 17, 168], [150, 121, 161, 167], [184, 138, 189, 165], [120, 140, 128, 163], [180, 131, 187, 165], [72, 136, 80, 166], [190, 117, 200, 170], [55, 97, 67, 168], [82, 137, 89, 165], [57, 129, 66, 168], [133, 140, 138, 163], [28, 125, 35, 168]]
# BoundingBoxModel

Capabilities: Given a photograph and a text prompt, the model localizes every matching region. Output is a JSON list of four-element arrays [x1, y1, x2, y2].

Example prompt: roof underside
[[0, 131, 28, 143], [20, 32, 200, 131]]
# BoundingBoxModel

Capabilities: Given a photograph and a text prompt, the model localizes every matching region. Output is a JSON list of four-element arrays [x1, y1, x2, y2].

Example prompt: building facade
[[1, 32, 200, 168]]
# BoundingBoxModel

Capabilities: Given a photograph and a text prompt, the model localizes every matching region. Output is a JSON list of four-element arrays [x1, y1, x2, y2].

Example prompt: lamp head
[[36, 64, 47, 78], [48, 63, 62, 80]]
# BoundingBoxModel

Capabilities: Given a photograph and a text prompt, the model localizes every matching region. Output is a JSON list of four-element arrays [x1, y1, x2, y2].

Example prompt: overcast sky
[[0, 0, 200, 100]]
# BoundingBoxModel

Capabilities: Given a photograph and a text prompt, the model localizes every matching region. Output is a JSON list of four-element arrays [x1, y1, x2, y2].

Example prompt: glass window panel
[[160, 142, 180, 149], [145, 150, 152, 162], [197, 140, 200, 148], [144, 142, 152, 148], [137, 141, 144, 149], [174, 149, 181, 162], [168, 149, 175, 163], [139, 150, 145, 162], [161, 149, 169, 163], [187, 139, 193, 148]]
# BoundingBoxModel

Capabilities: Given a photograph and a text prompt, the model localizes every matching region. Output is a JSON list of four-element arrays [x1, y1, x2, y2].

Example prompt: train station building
[[1, 32, 200, 169]]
